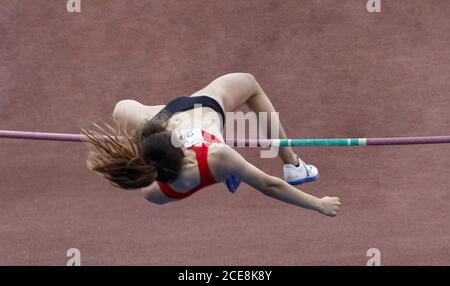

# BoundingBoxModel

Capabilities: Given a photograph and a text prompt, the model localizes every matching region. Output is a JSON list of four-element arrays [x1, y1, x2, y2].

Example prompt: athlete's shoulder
[[205, 143, 236, 182], [207, 143, 234, 160]]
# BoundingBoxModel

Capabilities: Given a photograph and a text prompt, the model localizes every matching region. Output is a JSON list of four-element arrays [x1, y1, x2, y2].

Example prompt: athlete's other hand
[[318, 196, 341, 217]]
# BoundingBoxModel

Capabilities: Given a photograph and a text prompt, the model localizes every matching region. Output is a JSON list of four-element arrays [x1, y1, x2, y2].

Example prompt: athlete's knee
[[227, 72, 259, 94], [229, 72, 256, 84], [243, 72, 256, 81], [206, 73, 259, 110], [239, 73, 260, 93]]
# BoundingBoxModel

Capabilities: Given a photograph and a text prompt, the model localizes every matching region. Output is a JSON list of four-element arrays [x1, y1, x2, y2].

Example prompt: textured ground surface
[[1, 0, 450, 265]]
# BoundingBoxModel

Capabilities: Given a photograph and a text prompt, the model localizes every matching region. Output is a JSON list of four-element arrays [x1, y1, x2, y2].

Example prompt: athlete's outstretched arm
[[212, 145, 341, 216]]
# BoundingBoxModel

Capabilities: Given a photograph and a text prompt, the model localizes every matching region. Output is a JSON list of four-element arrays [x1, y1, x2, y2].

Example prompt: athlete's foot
[[283, 157, 319, 185]]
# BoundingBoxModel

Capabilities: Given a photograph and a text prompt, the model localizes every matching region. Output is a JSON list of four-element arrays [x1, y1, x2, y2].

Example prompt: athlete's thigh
[[190, 73, 257, 113]]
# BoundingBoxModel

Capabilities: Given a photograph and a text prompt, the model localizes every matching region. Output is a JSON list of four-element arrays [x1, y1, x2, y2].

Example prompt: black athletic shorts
[[152, 96, 225, 127]]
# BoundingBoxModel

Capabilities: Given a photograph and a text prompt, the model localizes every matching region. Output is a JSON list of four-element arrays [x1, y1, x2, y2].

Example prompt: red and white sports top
[[156, 129, 222, 200]]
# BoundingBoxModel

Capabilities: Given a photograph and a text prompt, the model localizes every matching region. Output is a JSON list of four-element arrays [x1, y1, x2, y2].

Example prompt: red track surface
[[1, 1, 450, 265]]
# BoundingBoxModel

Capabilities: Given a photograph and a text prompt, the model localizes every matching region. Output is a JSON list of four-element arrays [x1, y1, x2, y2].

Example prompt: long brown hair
[[81, 115, 184, 189]]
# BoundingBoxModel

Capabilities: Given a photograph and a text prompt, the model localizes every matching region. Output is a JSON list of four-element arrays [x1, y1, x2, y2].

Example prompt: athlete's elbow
[[260, 176, 284, 196]]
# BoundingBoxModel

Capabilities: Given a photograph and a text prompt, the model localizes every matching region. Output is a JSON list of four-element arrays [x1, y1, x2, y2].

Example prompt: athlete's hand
[[318, 196, 341, 217]]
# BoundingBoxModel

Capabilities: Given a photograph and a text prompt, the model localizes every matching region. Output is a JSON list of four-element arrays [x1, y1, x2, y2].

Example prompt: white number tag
[[178, 128, 203, 147]]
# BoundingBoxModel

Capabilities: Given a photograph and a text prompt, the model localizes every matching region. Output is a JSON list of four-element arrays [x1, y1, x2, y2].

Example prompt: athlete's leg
[[244, 78, 299, 165], [193, 73, 298, 165]]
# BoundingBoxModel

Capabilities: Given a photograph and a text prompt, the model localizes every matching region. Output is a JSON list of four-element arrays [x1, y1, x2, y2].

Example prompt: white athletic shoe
[[283, 158, 319, 185]]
